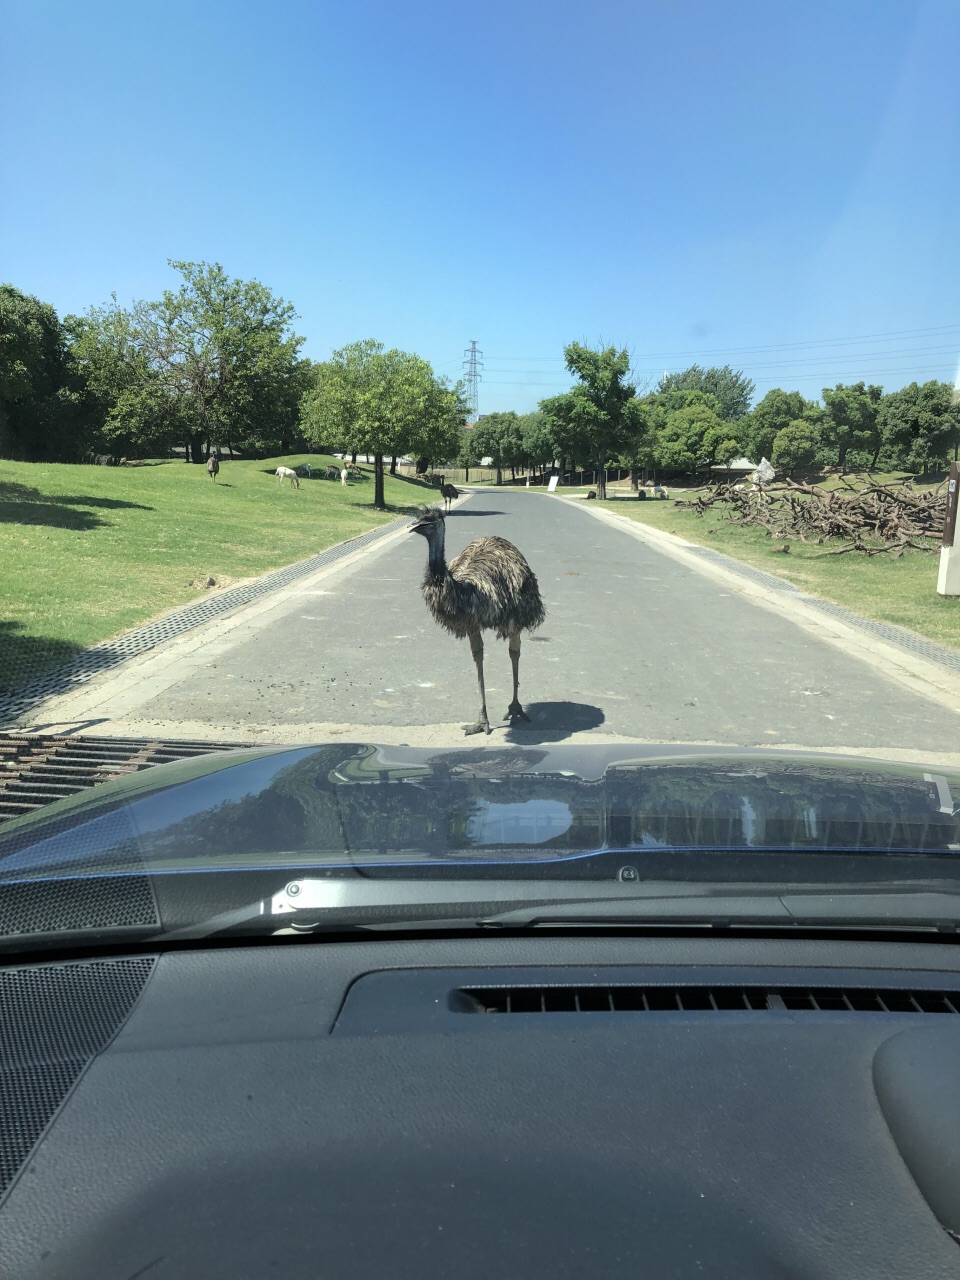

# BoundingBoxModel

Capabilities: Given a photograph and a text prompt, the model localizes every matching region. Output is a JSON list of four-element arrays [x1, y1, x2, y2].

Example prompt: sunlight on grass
[[0, 455, 437, 692]]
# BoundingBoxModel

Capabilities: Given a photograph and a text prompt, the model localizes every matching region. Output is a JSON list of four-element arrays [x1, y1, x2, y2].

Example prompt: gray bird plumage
[[440, 483, 459, 512], [410, 506, 545, 735]]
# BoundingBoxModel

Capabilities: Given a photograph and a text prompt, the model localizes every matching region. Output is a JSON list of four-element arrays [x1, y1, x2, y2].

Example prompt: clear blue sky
[[2, 0, 959, 414]]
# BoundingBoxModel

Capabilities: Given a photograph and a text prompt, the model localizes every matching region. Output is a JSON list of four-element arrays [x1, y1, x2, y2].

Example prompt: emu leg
[[463, 630, 491, 736], [504, 629, 530, 721]]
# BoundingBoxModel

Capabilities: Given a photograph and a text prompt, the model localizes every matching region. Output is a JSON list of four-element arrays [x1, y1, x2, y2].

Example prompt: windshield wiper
[[263, 876, 960, 934]]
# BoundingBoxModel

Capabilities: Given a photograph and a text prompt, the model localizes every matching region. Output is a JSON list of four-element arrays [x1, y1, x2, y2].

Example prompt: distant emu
[[440, 483, 459, 512], [410, 506, 545, 735], [206, 455, 220, 482], [276, 466, 300, 489]]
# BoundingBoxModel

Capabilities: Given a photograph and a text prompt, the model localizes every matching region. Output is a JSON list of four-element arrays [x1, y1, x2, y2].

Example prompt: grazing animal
[[410, 506, 545, 736], [653, 484, 668, 499], [340, 467, 349, 486], [206, 455, 220, 482], [297, 462, 312, 478], [276, 466, 300, 489], [440, 483, 459, 512]]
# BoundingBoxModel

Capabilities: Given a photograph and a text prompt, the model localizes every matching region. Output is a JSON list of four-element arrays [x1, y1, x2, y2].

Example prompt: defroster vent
[[460, 985, 960, 1015]]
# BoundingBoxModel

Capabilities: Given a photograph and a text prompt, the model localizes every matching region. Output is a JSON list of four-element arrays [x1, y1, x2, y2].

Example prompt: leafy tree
[[876, 381, 960, 474], [540, 343, 642, 498], [139, 260, 304, 462], [301, 340, 457, 508], [520, 411, 556, 475], [771, 419, 821, 474], [648, 389, 736, 473], [741, 388, 808, 462], [466, 412, 520, 485], [66, 296, 179, 458], [0, 285, 81, 460], [657, 363, 754, 422], [821, 381, 883, 469]]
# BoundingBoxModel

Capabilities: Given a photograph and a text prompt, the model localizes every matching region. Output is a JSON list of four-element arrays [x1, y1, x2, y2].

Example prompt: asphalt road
[[125, 488, 959, 753]]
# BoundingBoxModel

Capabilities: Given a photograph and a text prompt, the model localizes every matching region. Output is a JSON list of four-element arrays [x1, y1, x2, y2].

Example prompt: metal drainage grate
[[0, 734, 254, 824], [0, 517, 408, 726], [461, 985, 960, 1014], [687, 545, 960, 674]]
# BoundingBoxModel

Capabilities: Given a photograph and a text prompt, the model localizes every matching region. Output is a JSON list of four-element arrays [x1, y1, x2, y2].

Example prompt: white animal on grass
[[276, 466, 300, 489], [341, 468, 349, 486]]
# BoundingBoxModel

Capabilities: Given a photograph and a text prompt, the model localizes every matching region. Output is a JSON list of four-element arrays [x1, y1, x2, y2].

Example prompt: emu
[[276, 466, 300, 489], [410, 506, 545, 735], [440, 482, 459, 512], [206, 455, 220, 482]]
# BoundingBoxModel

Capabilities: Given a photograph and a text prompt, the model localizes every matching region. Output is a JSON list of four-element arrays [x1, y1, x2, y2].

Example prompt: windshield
[[2, 1, 960, 947]]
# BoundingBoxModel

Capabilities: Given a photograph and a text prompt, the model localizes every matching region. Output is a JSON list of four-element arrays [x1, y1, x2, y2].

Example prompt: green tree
[[771, 419, 821, 474], [741, 388, 808, 462], [66, 296, 179, 459], [467, 412, 519, 485], [0, 285, 81, 460], [540, 343, 642, 498], [301, 340, 457, 508], [821, 381, 883, 469], [657, 363, 754, 422], [876, 381, 960, 474], [142, 261, 305, 462], [648, 389, 735, 473], [520, 411, 556, 476]]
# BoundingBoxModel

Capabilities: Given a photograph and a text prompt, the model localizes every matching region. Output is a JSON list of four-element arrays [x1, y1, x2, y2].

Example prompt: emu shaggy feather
[[411, 506, 545, 734]]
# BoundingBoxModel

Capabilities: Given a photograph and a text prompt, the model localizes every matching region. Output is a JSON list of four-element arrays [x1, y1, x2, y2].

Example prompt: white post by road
[[937, 462, 960, 596]]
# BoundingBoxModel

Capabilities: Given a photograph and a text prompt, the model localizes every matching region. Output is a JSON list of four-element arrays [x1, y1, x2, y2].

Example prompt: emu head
[[410, 506, 445, 540]]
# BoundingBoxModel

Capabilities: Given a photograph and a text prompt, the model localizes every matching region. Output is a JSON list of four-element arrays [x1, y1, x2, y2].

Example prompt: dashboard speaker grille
[[0, 957, 156, 1197]]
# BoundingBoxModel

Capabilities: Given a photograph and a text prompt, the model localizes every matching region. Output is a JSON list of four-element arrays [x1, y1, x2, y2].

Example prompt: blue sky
[[3, 0, 959, 414]]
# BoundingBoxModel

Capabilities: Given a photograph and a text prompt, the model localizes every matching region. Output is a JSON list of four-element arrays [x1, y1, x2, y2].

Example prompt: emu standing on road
[[411, 506, 545, 735], [440, 482, 459, 512]]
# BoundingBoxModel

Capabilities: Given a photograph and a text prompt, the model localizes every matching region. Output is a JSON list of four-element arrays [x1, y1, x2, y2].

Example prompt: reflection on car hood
[[1, 742, 958, 883]]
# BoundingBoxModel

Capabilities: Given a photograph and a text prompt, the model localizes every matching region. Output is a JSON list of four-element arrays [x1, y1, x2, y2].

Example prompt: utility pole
[[462, 340, 483, 424]]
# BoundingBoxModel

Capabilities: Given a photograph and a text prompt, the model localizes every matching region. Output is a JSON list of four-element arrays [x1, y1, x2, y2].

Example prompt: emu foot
[[463, 716, 492, 736], [504, 700, 530, 722]]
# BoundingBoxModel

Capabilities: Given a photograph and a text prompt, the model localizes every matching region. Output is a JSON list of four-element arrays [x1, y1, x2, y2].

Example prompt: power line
[[484, 321, 960, 365]]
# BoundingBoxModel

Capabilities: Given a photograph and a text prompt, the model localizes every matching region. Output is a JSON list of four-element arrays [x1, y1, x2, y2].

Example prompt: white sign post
[[937, 462, 960, 596], [547, 475, 559, 493]]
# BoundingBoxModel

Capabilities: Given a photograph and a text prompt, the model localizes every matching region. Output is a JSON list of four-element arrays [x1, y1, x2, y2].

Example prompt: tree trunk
[[629, 467, 639, 490], [496, 464, 503, 485], [281, 437, 290, 455], [510, 464, 516, 480], [464, 466, 470, 483], [596, 453, 607, 500], [187, 431, 205, 463], [373, 453, 386, 510], [390, 456, 397, 475]]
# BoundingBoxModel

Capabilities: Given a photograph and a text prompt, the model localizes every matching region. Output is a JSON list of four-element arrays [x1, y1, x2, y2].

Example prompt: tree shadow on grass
[[0, 621, 84, 698], [504, 701, 606, 743], [0, 482, 152, 531]]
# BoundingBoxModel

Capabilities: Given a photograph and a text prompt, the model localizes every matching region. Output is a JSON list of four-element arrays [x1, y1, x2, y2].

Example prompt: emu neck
[[425, 525, 447, 578]]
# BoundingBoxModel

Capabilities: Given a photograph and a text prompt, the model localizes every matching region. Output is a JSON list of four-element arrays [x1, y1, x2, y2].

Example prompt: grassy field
[[0, 454, 438, 694], [574, 479, 960, 651]]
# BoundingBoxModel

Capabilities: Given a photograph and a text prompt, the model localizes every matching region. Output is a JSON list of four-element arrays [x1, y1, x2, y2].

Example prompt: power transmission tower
[[462, 340, 483, 423]]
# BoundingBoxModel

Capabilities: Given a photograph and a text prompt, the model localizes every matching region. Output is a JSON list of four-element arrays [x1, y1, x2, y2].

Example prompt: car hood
[[1, 741, 958, 879]]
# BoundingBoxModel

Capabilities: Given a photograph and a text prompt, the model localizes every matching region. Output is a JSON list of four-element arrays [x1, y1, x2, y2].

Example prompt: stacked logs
[[675, 477, 947, 556]]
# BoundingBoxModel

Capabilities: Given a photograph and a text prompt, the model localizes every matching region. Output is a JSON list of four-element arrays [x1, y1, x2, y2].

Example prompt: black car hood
[[0, 742, 958, 949]]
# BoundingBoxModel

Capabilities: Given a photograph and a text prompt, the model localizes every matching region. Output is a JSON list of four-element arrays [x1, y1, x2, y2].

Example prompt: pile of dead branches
[[675, 477, 947, 556]]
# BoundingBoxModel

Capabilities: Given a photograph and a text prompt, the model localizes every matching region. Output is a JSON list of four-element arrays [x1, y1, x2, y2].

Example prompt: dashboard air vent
[[460, 986, 960, 1015]]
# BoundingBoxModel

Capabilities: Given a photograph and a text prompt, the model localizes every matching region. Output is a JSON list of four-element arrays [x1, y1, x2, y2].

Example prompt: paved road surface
[[89, 487, 958, 754]]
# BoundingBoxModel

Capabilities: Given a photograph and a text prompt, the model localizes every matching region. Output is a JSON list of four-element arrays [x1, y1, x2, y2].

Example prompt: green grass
[[580, 483, 960, 652], [0, 455, 438, 693]]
